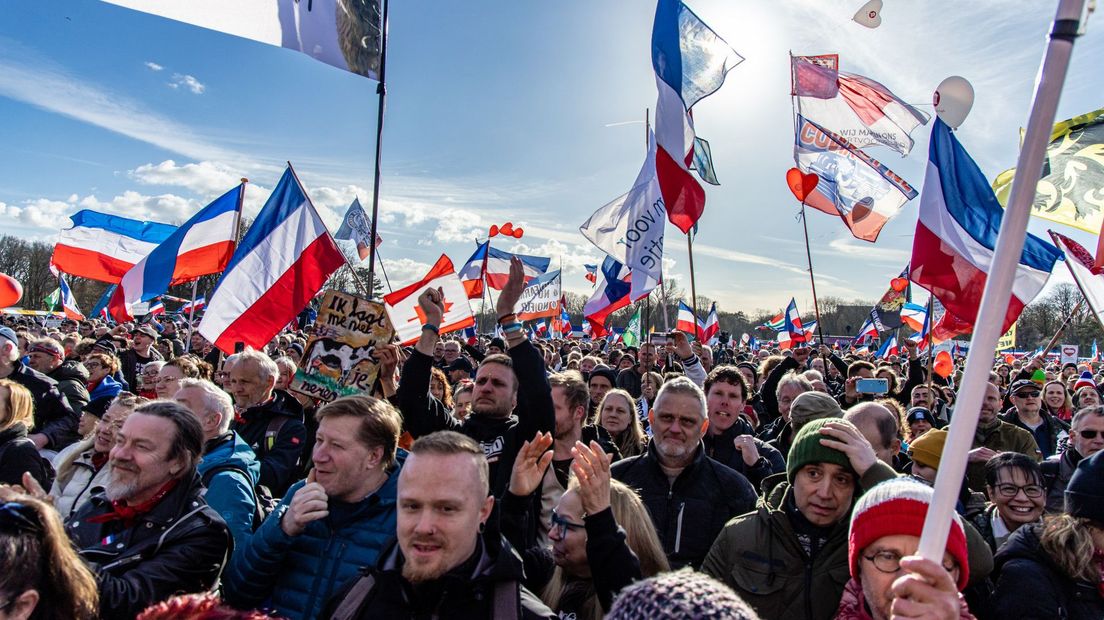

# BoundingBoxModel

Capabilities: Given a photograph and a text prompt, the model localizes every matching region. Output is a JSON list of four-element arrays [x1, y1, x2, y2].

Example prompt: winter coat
[[834, 577, 975, 619], [231, 389, 307, 498], [397, 340, 555, 498], [703, 422, 785, 491], [0, 423, 51, 489], [611, 439, 757, 569], [700, 464, 898, 620], [322, 533, 556, 620], [67, 471, 232, 620], [197, 432, 260, 555], [500, 491, 644, 615], [1041, 447, 1081, 513], [87, 375, 124, 411], [223, 457, 402, 620], [49, 439, 110, 521], [991, 522, 1104, 620], [5, 361, 77, 450], [999, 407, 1070, 460], [966, 419, 1040, 492], [48, 359, 91, 413]]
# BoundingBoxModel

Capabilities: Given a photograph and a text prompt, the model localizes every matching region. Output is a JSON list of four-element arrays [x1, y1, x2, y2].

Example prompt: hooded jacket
[[223, 456, 402, 620], [611, 439, 757, 569], [67, 471, 231, 620], [232, 388, 307, 498], [323, 532, 556, 620], [991, 522, 1104, 620], [48, 359, 91, 412], [197, 431, 260, 555]]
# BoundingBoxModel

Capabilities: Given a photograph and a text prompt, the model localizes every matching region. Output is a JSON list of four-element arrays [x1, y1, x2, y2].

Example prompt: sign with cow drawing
[[290, 290, 395, 402]]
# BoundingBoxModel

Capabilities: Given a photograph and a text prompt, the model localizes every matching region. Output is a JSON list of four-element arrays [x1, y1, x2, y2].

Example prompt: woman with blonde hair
[[599, 390, 646, 458], [0, 490, 99, 620], [991, 451, 1104, 618], [504, 433, 670, 620], [0, 380, 50, 489]]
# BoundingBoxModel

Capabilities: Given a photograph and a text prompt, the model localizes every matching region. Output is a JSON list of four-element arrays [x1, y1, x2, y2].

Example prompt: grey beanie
[[788, 390, 843, 429], [606, 568, 761, 620]]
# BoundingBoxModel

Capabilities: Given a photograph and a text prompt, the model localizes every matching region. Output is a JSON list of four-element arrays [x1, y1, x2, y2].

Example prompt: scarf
[[1093, 549, 1104, 599], [87, 478, 179, 528], [90, 451, 109, 471]]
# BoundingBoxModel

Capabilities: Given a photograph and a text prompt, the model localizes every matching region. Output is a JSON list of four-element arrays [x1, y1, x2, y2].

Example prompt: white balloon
[[852, 0, 883, 28], [933, 76, 975, 129]]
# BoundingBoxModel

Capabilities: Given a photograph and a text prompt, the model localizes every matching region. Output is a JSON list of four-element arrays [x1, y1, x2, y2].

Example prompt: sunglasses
[[1014, 390, 1041, 398], [1077, 429, 1101, 440]]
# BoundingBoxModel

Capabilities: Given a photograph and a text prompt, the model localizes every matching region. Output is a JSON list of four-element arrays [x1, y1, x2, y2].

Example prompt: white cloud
[[130, 160, 248, 196], [379, 257, 432, 285], [824, 237, 911, 264], [144, 61, 163, 72], [169, 73, 205, 94]]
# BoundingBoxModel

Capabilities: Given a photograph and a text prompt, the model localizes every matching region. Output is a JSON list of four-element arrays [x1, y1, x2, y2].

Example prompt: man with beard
[[397, 258, 554, 498], [966, 382, 1041, 493], [611, 376, 757, 569], [325, 431, 556, 619], [616, 342, 659, 399], [66, 401, 230, 620]]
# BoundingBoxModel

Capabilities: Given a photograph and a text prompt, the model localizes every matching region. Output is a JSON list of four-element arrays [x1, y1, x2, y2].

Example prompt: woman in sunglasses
[[965, 452, 1045, 555], [502, 432, 669, 620], [0, 490, 98, 620]]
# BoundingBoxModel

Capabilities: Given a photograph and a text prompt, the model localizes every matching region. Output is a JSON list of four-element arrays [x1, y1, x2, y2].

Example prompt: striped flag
[[59, 275, 85, 321], [52, 210, 176, 283]]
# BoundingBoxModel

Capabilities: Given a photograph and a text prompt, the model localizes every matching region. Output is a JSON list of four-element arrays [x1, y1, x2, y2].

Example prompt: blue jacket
[[223, 454, 402, 620], [198, 432, 260, 557]]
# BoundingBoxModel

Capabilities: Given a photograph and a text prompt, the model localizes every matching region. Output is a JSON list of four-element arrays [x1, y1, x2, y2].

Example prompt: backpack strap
[[330, 574, 376, 620], [263, 416, 290, 455], [493, 579, 521, 620]]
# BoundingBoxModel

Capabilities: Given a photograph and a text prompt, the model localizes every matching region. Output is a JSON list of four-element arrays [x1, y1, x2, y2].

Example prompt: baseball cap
[[905, 406, 931, 425], [1009, 379, 1040, 396]]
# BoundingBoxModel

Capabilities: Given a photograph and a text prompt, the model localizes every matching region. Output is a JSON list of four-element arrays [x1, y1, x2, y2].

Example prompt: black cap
[[1066, 451, 1104, 524], [589, 365, 618, 387], [83, 396, 113, 419], [906, 406, 931, 424], [489, 337, 506, 351], [134, 325, 158, 339], [1009, 379, 1040, 395], [446, 357, 474, 374], [91, 337, 118, 356]]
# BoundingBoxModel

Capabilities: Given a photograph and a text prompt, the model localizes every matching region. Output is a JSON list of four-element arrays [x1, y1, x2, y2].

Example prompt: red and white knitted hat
[[848, 478, 970, 591]]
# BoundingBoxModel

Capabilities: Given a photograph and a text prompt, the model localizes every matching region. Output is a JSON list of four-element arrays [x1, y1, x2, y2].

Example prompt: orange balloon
[[933, 350, 954, 378], [0, 274, 22, 308], [1003, 354, 1015, 364], [500, 222, 514, 236], [512, 228, 524, 238], [890, 277, 909, 292], [489, 225, 499, 237]]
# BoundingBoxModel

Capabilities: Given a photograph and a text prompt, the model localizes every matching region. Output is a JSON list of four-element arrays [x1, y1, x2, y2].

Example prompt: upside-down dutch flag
[[900, 302, 928, 332], [458, 241, 489, 299], [199, 166, 346, 354], [876, 335, 898, 359], [909, 119, 1062, 342], [111, 184, 242, 321], [777, 320, 817, 350], [58, 275, 85, 321], [701, 302, 719, 342], [652, 0, 741, 234], [559, 297, 573, 336], [584, 257, 632, 338], [485, 246, 550, 290], [180, 296, 206, 316], [783, 298, 807, 343], [854, 313, 879, 342], [52, 210, 177, 283], [584, 264, 598, 284], [147, 298, 165, 316]]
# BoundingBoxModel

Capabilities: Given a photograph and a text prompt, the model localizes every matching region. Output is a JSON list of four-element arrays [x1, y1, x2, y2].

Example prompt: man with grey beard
[[66, 401, 231, 620]]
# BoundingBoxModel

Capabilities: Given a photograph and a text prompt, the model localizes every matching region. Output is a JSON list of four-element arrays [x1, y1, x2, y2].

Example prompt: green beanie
[[786, 418, 858, 483]]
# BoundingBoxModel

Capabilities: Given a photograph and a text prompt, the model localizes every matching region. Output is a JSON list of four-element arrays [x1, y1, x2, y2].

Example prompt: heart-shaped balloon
[[786, 168, 819, 203], [890, 277, 909, 292], [489, 225, 499, 237], [500, 222, 514, 236], [852, 0, 882, 28], [512, 228, 524, 238]]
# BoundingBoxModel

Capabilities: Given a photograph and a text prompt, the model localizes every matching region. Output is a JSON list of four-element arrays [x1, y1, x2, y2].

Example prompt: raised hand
[[508, 432, 553, 497], [281, 468, 329, 537], [571, 440, 612, 515], [818, 420, 878, 477], [417, 287, 446, 326], [496, 257, 527, 318]]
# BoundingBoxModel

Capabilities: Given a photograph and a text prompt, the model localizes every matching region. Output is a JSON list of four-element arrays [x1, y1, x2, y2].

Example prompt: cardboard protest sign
[[290, 291, 394, 402], [515, 269, 561, 321]]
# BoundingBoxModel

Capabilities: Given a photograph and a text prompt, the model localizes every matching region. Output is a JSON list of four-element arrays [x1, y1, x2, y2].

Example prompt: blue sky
[[1, 0, 1102, 316]]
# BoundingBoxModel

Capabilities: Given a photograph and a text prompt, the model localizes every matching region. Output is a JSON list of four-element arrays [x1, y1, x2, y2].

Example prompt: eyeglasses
[[550, 511, 585, 533], [1014, 390, 1041, 398], [863, 550, 956, 575], [992, 483, 1044, 499], [1076, 429, 1102, 440]]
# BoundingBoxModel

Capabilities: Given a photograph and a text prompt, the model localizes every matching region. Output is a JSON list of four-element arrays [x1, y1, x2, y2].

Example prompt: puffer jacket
[[49, 439, 110, 521], [991, 522, 1104, 619], [67, 471, 231, 620], [611, 439, 757, 569], [198, 432, 260, 556], [223, 455, 403, 620], [49, 359, 91, 412], [700, 464, 897, 620], [232, 389, 307, 498]]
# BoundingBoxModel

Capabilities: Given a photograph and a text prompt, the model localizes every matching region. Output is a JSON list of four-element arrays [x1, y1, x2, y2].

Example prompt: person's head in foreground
[[606, 568, 761, 620], [841, 478, 970, 620]]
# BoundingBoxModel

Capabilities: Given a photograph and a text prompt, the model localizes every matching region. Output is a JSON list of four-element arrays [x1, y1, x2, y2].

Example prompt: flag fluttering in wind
[[910, 119, 1062, 342], [676, 301, 704, 339], [59, 275, 84, 321], [652, 0, 742, 233], [584, 257, 632, 337], [458, 241, 490, 299], [199, 166, 346, 353], [759, 311, 785, 331], [334, 197, 382, 261], [783, 298, 807, 344], [623, 307, 643, 348], [52, 210, 177, 283], [701, 302, 719, 342], [101, 0, 384, 80], [791, 54, 929, 156], [1049, 231, 1104, 333], [485, 246, 550, 290], [383, 254, 475, 345], [876, 334, 899, 359]]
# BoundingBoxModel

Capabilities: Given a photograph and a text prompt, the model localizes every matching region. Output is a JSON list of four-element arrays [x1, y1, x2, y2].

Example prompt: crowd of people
[[0, 263, 1102, 619]]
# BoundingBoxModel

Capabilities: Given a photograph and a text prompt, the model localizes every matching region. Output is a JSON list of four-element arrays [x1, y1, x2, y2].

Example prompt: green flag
[[43, 287, 60, 310], [623, 307, 642, 348]]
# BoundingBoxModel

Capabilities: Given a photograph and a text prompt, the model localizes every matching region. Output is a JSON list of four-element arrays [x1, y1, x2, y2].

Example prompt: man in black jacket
[[67, 401, 231, 620], [27, 337, 90, 412], [611, 375, 757, 569], [701, 365, 784, 490], [325, 431, 555, 619], [0, 326, 77, 451], [396, 257, 554, 498], [227, 348, 307, 497]]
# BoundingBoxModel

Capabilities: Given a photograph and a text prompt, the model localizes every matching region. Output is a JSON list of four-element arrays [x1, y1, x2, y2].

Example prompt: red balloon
[[489, 225, 499, 237], [512, 228, 524, 238], [890, 277, 909, 292], [934, 351, 954, 378], [0, 274, 22, 308], [500, 222, 514, 236], [785, 168, 819, 202]]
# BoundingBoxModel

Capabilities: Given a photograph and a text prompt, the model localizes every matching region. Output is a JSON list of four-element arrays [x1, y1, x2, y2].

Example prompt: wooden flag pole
[[687, 232, 699, 339], [365, 0, 390, 301], [799, 202, 826, 346]]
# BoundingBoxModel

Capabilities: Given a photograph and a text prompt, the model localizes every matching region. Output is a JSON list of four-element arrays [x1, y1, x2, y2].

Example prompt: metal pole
[[687, 233, 699, 339], [365, 0, 390, 301]]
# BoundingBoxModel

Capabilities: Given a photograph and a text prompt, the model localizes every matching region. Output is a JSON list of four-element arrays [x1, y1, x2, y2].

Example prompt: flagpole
[[918, 0, 1089, 565], [365, 0, 391, 302], [925, 294, 935, 391], [1037, 299, 1085, 361], [798, 201, 827, 346], [686, 233, 700, 339], [644, 107, 652, 336]]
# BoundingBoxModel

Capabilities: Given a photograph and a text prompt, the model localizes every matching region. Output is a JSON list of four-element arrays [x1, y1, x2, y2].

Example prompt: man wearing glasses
[[965, 382, 1042, 494], [1000, 379, 1070, 460], [1042, 405, 1104, 512]]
